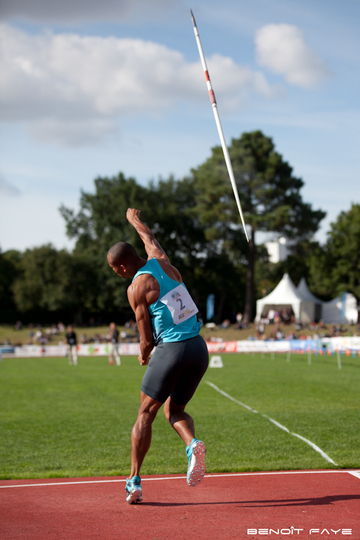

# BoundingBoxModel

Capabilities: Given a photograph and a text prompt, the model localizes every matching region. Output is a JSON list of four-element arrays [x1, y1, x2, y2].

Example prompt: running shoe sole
[[187, 440, 206, 487], [126, 487, 143, 504]]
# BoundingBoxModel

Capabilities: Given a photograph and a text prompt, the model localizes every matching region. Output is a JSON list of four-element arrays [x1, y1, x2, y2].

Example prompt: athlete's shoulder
[[129, 272, 154, 291], [155, 258, 182, 282], [128, 272, 159, 305]]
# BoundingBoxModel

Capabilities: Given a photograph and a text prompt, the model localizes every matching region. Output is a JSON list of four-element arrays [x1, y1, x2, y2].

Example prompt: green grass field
[[0, 352, 359, 480]]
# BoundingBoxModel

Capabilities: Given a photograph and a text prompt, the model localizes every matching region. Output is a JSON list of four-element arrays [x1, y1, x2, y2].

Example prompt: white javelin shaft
[[190, 10, 249, 242]]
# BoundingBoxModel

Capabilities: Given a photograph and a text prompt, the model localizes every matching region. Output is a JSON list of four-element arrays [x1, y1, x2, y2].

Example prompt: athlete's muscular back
[[129, 259, 181, 307]]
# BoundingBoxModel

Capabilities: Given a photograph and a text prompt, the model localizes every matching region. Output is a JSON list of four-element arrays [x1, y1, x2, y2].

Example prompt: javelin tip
[[190, 9, 197, 28]]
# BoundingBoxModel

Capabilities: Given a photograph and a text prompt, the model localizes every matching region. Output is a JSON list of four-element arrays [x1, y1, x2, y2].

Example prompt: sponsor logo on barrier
[[206, 341, 238, 353]]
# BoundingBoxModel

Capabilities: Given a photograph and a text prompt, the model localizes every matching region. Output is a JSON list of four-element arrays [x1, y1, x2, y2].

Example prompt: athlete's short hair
[[107, 242, 138, 266]]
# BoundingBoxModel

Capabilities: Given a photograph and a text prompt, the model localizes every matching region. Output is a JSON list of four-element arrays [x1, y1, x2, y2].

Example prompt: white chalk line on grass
[[1, 470, 360, 489], [206, 381, 338, 466]]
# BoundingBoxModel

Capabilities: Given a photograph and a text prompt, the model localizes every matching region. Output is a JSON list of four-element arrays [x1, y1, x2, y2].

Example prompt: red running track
[[1, 470, 360, 540]]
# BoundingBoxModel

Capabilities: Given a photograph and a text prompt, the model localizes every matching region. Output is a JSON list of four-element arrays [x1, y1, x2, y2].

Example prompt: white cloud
[[27, 119, 119, 147], [0, 23, 279, 146], [255, 24, 331, 88], [206, 54, 282, 111], [0, 0, 180, 24], [0, 173, 21, 197]]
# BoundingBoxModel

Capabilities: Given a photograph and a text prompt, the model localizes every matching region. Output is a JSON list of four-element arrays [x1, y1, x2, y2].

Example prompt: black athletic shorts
[[141, 335, 209, 405]]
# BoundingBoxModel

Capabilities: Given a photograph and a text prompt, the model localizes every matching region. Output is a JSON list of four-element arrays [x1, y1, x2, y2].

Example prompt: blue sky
[[1, 0, 359, 252]]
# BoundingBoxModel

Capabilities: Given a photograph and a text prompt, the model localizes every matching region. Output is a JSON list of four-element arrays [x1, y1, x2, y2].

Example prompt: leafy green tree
[[0, 249, 22, 322], [309, 204, 360, 319], [60, 173, 151, 253], [191, 130, 326, 322], [12, 245, 71, 312], [62, 252, 100, 324], [11, 245, 98, 323], [60, 173, 152, 316]]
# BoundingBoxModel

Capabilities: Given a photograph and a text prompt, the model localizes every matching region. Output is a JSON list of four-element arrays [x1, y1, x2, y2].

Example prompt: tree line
[[1, 131, 359, 326]]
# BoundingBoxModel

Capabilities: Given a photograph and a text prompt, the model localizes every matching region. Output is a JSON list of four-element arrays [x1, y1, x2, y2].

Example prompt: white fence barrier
[[1, 337, 359, 358], [3, 343, 141, 358]]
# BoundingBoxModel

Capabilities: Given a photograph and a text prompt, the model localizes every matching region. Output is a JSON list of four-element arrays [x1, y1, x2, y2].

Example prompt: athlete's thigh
[[171, 336, 209, 406], [141, 341, 185, 403]]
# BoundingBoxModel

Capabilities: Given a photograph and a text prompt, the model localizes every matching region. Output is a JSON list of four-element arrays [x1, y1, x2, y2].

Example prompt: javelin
[[190, 10, 249, 242]]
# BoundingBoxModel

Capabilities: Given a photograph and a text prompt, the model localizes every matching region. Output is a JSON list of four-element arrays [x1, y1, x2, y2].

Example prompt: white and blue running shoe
[[186, 438, 206, 487], [125, 476, 143, 504]]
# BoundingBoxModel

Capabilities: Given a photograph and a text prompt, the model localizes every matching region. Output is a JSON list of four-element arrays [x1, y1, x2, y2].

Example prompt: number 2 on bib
[[160, 284, 199, 325]]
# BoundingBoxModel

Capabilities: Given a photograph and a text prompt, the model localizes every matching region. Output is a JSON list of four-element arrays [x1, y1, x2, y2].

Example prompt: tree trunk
[[243, 228, 255, 323], [75, 307, 83, 327]]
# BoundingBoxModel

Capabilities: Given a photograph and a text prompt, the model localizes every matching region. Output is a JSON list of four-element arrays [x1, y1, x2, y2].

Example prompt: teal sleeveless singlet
[[132, 258, 200, 344]]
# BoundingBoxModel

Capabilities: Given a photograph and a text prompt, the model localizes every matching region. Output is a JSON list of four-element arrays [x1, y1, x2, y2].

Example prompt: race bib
[[160, 284, 198, 325]]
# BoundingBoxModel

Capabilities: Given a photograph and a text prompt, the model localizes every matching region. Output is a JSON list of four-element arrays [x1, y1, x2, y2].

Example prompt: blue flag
[[206, 294, 215, 321]]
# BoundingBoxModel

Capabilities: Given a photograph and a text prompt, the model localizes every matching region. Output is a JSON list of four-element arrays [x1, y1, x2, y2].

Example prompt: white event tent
[[255, 273, 315, 323], [322, 293, 358, 324], [256, 275, 359, 324], [297, 278, 322, 303], [297, 277, 323, 322]]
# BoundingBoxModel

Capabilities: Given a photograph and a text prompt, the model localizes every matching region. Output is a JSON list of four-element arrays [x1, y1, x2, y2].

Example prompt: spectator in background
[[51, 324, 59, 335], [66, 325, 78, 365], [58, 322, 65, 333], [235, 312, 243, 329], [109, 322, 121, 366], [276, 327, 285, 340], [256, 322, 265, 339]]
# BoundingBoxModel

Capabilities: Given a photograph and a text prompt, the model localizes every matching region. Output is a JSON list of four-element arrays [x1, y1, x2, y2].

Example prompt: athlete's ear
[[118, 264, 129, 277]]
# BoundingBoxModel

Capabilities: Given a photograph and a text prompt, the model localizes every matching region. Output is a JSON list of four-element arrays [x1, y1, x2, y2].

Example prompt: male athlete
[[107, 208, 209, 504], [65, 325, 78, 365], [108, 322, 121, 366]]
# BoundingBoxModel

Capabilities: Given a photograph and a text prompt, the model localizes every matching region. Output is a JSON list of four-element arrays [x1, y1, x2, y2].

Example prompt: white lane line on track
[[1, 470, 360, 489], [206, 382, 258, 413], [206, 381, 337, 466]]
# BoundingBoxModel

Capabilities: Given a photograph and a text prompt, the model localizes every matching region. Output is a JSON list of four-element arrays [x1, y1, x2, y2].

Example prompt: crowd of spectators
[[5, 320, 140, 347], [77, 320, 139, 345], [2, 317, 359, 348], [254, 318, 359, 341], [259, 308, 294, 326]]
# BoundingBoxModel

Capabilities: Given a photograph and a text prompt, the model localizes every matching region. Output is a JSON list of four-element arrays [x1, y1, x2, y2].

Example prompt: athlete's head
[[107, 242, 140, 278]]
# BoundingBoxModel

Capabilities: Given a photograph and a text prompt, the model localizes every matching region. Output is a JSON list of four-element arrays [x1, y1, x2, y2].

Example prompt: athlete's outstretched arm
[[127, 280, 155, 365], [126, 208, 169, 262]]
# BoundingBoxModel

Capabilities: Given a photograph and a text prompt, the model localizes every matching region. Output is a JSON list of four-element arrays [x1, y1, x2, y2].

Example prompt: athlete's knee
[[139, 406, 158, 424], [164, 403, 171, 424], [137, 394, 162, 426], [164, 397, 185, 426]]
